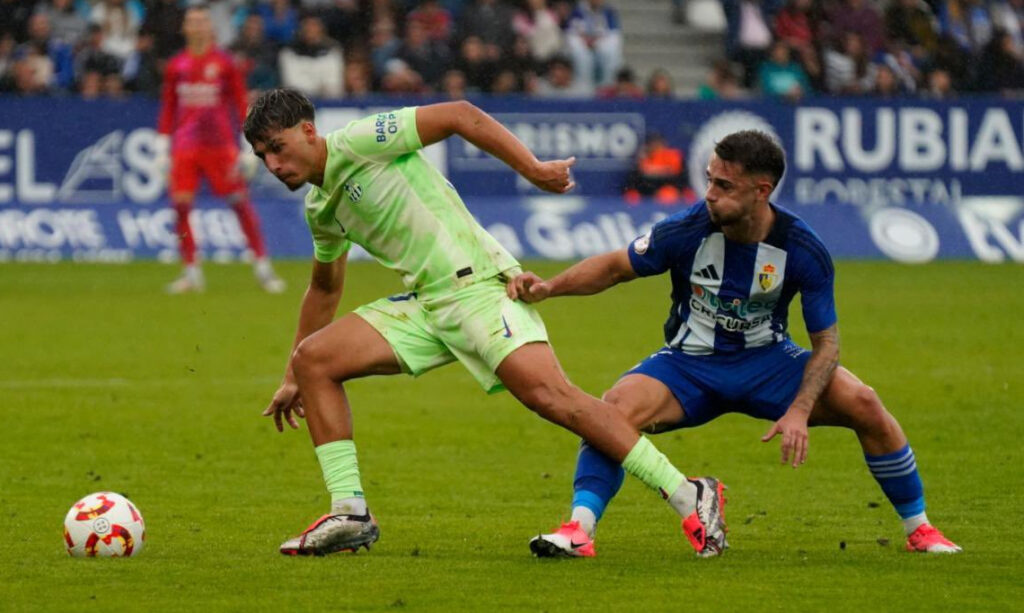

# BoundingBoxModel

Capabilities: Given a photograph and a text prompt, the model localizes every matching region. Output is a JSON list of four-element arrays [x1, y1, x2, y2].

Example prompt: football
[[63, 492, 146, 558]]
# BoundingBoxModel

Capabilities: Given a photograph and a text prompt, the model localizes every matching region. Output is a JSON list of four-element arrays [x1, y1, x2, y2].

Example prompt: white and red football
[[63, 492, 146, 558]]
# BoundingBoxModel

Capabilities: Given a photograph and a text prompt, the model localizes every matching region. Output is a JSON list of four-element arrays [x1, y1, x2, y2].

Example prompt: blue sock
[[865, 444, 925, 519], [571, 440, 626, 521]]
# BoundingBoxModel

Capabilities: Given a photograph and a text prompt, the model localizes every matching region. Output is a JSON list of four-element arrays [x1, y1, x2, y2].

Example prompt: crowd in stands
[[715, 0, 1023, 99], [0, 0, 1020, 99]]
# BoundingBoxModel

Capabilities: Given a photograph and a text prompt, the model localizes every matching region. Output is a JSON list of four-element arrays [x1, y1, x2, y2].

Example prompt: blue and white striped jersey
[[628, 202, 836, 355]]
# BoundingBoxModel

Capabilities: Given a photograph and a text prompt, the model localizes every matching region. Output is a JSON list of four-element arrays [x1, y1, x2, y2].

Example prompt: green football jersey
[[304, 107, 519, 297]]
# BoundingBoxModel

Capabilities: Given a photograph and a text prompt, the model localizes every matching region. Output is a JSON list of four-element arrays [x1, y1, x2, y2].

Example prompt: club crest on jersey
[[343, 181, 363, 203], [204, 63, 219, 80], [633, 231, 652, 254], [758, 263, 778, 291]]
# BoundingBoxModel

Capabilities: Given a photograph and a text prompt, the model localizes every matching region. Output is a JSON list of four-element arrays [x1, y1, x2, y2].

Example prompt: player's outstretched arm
[[415, 101, 576, 193], [507, 248, 637, 303], [263, 255, 348, 432], [761, 324, 840, 467]]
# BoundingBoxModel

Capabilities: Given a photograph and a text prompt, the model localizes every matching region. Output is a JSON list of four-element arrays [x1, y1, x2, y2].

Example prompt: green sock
[[315, 440, 365, 504], [621, 436, 686, 498]]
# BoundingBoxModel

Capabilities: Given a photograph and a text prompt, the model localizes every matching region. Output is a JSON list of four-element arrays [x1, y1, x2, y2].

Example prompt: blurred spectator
[[490, 66, 523, 93], [722, 0, 774, 87], [646, 67, 676, 98], [0, 33, 16, 84], [824, 31, 877, 94], [513, 0, 564, 63], [976, 28, 1024, 91], [0, 0, 35, 41], [407, 0, 454, 44], [824, 0, 885, 54], [255, 0, 300, 47], [931, 32, 972, 89], [279, 15, 344, 97], [344, 57, 373, 96], [89, 0, 141, 63], [74, 23, 122, 89], [876, 41, 922, 93], [938, 0, 994, 55], [870, 62, 904, 96], [503, 35, 539, 78], [458, 0, 517, 55], [773, 0, 821, 86], [533, 54, 591, 97], [123, 31, 162, 95], [564, 0, 624, 90], [440, 67, 468, 97], [697, 58, 745, 98], [35, 0, 89, 49], [380, 57, 428, 93], [231, 14, 280, 92], [8, 49, 55, 95], [318, 0, 372, 50], [884, 0, 940, 61], [208, 0, 247, 48], [623, 132, 693, 206], [369, 19, 401, 83], [455, 35, 498, 91], [397, 19, 453, 89], [757, 39, 810, 99], [990, 0, 1023, 56], [924, 66, 956, 97], [140, 0, 184, 61], [597, 66, 645, 98], [17, 12, 75, 92]]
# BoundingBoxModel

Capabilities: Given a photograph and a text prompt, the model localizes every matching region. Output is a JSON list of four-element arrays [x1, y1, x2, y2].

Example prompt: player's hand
[[760, 407, 810, 468], [154, 134, 170, 179], [263, 380, 305, 432], [524, 157, 576, 193], [506, 271, 551, 303]]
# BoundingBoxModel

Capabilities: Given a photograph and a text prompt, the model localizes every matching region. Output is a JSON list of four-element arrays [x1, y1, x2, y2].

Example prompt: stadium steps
[[608, 0, 727, 97]]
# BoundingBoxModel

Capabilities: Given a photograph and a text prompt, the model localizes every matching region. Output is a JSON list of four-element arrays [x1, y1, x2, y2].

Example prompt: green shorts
[[354, 275, 549, 393]]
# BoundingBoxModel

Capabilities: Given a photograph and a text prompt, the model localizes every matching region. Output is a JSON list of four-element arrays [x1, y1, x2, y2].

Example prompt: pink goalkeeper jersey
[[157, 47, 248, 150]]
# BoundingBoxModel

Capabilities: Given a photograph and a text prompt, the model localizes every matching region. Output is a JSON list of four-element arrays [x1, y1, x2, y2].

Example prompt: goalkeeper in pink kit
[[156, 3, 284, 293]]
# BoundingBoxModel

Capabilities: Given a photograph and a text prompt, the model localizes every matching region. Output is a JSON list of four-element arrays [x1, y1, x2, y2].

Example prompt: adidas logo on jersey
[[696, 265, 720, 280]]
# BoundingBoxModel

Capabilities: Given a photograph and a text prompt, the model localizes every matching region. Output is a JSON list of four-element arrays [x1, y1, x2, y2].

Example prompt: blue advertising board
[[0, 96, 1021, 263]]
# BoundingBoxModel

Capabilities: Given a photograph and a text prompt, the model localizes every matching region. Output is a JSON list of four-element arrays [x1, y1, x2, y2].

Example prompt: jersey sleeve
[[338, 107, 423, 163], [627, 218, 675, 277], [305, 204, 352, 263], [156, 60, 177, 135], [793, 232, 837, 334]]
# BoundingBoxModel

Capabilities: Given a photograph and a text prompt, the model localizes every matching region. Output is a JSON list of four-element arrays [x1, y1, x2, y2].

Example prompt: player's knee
[[291, 339, 329, 381], [601, 388, 646, 429], [851, 383, 890, 430]]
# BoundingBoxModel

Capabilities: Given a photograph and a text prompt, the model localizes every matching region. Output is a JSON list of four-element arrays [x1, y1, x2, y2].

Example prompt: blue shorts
[[627, 340, 811, 429]]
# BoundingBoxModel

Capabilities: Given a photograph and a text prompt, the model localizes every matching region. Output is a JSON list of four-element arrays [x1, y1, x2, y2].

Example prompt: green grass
[[1, 261, 1022, 611]]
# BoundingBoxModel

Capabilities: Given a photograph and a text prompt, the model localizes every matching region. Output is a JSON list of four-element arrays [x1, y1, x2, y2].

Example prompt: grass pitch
[[1, 260, 1022, 611]]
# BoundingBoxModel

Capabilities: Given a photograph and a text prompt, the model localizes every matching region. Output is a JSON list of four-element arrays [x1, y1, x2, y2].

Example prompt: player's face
[[252, 122, 318, 191], [703, 153, 772, 226], [182, 9, 213, 44]]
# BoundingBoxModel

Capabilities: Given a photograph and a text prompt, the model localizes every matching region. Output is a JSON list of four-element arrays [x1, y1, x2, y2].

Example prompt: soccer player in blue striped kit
[[508, 130, 961, 557]]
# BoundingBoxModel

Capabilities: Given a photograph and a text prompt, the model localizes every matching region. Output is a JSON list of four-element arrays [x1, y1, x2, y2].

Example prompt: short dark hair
[[714, 130, 785, 186], [243, 88, 316, 145]]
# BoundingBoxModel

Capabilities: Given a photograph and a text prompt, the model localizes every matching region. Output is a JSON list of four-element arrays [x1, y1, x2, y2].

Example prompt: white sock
[[902, 511, 929, 536], [331, 496, 367, 517], [254, 258, 273, 277], [667, 480, 699, 517], [185, 265, 203, 282], [570, 506, 597, 537]]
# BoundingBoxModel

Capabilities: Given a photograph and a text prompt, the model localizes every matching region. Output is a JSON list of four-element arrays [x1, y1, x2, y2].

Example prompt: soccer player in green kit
[[243, 89, 727, 557]]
